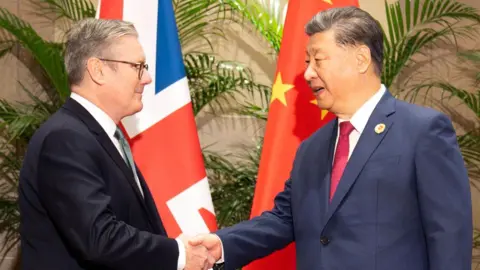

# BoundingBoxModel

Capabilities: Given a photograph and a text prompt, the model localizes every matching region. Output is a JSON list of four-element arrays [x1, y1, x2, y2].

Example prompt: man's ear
[[355, 45, 372, 74], [86, 58, 106, 85]]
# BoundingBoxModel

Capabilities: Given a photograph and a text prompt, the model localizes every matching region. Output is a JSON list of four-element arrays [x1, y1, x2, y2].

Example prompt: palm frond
[[0, 8, 69, 100], [174, 0, 237, 50], [409, 82, 479, 116], [0, 198, 20, 264], [0, 84, 55, 143], [185, 52, 270, 116], [225, 0, 286, 53], [382, 0, 480, 88], [458, 50, 480, 84], [205, 139, 262, 227], [27, 0, 95, 23], [0, 40, 14, 59], [459, 50, 480, 63], [0, 139, 20, 264], [0, 145, 22, 189], [237, 102, 269, 121], [457, 132, 480, 185], [474, 229, 480, 249]]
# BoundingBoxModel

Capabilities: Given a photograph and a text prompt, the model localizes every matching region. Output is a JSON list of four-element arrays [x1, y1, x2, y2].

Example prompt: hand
[[188, 234, 223, 263], [179, 234, 215, 270]]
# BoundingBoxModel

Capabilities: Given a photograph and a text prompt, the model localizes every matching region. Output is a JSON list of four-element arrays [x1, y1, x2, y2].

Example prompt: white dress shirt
[[70, 93, 144, 197], [334, 84, 386, 160], [70, 93, 186, 269]]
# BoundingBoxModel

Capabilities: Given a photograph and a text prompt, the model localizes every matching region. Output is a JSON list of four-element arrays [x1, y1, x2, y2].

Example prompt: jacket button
[[320, 236, 330, 245]]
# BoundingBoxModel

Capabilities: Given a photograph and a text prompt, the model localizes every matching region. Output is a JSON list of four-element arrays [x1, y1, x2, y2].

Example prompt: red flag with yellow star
[[244, 0, 359, 269]]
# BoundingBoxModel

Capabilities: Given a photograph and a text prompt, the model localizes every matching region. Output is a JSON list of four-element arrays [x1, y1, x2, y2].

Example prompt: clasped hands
[[179, 233, 223, 270]]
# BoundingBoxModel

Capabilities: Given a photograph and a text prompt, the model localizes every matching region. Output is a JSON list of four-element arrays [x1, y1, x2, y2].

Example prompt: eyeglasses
[[99, 58, 149, 80]]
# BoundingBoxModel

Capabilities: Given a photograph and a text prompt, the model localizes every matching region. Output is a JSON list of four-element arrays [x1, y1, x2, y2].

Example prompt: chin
[[126, 103, 143, 116], [135, 103, 143, 113], [315, 100, 331, 110]]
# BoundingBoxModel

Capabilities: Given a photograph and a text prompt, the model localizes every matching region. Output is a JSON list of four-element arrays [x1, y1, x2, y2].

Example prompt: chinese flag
[[244, 0, 359, 269]]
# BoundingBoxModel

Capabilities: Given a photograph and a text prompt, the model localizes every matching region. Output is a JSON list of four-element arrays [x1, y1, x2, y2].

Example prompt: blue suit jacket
[[216, 91, 472, 270]]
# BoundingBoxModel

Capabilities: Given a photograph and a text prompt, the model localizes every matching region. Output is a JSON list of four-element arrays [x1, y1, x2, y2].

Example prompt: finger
[[202, 261, 213, 270], [207, 253, 216, 267], [188, 235, 204, 246]]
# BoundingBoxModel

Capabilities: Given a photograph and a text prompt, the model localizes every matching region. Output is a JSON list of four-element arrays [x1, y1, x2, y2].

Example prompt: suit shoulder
[[296, 118, 336, 153], [29, 108, 92, 150], [395, 99, 451, 125]]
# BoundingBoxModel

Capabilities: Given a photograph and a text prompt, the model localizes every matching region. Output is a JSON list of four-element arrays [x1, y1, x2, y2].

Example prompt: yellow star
[[323, 0, 333, 4], [321, 110, 329, 120], [270, 73, 294, 106], [310, 99, 329, 120]]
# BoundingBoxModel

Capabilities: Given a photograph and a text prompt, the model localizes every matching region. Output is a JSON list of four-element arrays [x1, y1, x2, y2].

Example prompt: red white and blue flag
[[96, 0, 217, 238]]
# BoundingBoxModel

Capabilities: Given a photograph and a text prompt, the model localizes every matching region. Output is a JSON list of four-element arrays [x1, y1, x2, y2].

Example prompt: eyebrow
[[306, 47, 324, 55]]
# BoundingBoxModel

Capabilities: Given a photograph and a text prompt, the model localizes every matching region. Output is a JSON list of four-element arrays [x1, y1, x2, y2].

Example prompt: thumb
[[188, 234, 205, 246]]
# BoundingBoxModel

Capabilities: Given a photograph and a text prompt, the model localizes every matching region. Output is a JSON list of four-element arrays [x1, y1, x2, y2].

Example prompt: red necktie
[[330, 121, 355, 201]]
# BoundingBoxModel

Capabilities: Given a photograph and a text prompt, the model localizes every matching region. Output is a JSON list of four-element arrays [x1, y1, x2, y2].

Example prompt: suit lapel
[[95, 132, 146, 201], [320, 121, 338, 214], [62, 98, 153, 224], [297, 120, 337, 230], [136, 168, 168, 235], [320, 91, 396, 230]]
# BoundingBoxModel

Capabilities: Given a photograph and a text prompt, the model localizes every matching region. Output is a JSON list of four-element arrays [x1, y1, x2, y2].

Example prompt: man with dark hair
[[190, 6, 472, 270]]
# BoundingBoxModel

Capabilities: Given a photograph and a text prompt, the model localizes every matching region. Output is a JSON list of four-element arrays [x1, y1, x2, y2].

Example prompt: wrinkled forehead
[[305, 30, 337, 55]]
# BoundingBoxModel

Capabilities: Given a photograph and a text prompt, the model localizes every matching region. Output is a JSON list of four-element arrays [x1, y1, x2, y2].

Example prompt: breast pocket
[[361, 155, 400, 175]]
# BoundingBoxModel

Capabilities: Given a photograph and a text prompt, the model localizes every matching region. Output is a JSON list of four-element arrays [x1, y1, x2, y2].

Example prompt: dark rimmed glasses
[[99, 58, 149, 80]]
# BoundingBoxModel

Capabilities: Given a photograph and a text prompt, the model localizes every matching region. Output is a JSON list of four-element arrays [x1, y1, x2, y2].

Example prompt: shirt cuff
[[215, 234, 225, 264], [176, 238, 186, 270]]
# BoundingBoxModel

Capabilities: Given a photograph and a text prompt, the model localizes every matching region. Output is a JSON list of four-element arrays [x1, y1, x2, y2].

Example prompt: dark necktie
[[114, 127, 144, 197], [330, 121, 355, 201]]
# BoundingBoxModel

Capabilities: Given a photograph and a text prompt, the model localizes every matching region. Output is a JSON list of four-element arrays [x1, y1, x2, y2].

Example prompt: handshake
[[179, 233, 223, 270]]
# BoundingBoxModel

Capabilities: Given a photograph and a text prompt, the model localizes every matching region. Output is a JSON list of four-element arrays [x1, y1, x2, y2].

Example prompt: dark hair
[[305, 6, 384, 76]]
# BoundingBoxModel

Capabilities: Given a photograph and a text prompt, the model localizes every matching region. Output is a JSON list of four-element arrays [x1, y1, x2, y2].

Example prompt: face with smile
[[304, 29, 369, 117]]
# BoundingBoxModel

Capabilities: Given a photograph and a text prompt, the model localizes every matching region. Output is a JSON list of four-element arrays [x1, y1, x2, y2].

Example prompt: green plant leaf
[[382, 0, 480, 89], [225, 0, 285, 53], [28, 0, 95, 23], [204, 139, 262, 227], [174, 0, 237, 50], [185, 52, 270, 116], [0, 8, 69, 100]]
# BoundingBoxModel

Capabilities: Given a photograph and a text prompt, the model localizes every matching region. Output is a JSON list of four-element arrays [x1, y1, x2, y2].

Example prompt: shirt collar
[[338, 84, 386, 134], [70, 92, 117, 138]]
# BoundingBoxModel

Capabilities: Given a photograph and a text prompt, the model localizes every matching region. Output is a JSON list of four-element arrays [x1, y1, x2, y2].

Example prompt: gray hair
[[305, 6, 383, 76], [64, 18, 138, 86]]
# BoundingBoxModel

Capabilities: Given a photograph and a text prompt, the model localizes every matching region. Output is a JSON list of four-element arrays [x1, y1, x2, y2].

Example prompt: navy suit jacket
[[216, 91, 472, 270], [18, 98, 178, 270]]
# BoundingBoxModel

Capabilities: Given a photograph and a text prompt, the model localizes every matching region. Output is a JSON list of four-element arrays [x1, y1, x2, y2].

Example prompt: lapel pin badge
[[375, 123, 386, 134]]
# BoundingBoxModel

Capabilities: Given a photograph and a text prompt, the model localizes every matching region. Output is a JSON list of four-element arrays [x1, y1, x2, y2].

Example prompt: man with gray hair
[[18, 18, 214, 270], [190, 6, 472, 270]]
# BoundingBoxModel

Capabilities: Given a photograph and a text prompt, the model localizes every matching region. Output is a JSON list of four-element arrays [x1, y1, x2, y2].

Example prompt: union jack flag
[[97, 0, 217, 237]]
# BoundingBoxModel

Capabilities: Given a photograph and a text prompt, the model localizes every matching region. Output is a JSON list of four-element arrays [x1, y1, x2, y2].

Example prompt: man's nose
[[142, 70, 153, 85], [304, 64, 317, 82]]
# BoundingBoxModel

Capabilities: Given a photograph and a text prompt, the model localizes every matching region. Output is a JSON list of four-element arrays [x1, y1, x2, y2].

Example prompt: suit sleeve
[[37, 128, 179, 270], [215, 169, 296, 269], [414, 113, 472, 270]]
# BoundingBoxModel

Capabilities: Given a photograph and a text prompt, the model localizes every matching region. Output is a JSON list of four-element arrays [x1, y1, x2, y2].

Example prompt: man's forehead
[[306, 42, 329, 55], [306, 33, 333, 51], [111, 36, 146, 61], [306, 33, 344, 54], [306, 45, 324, 53]]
